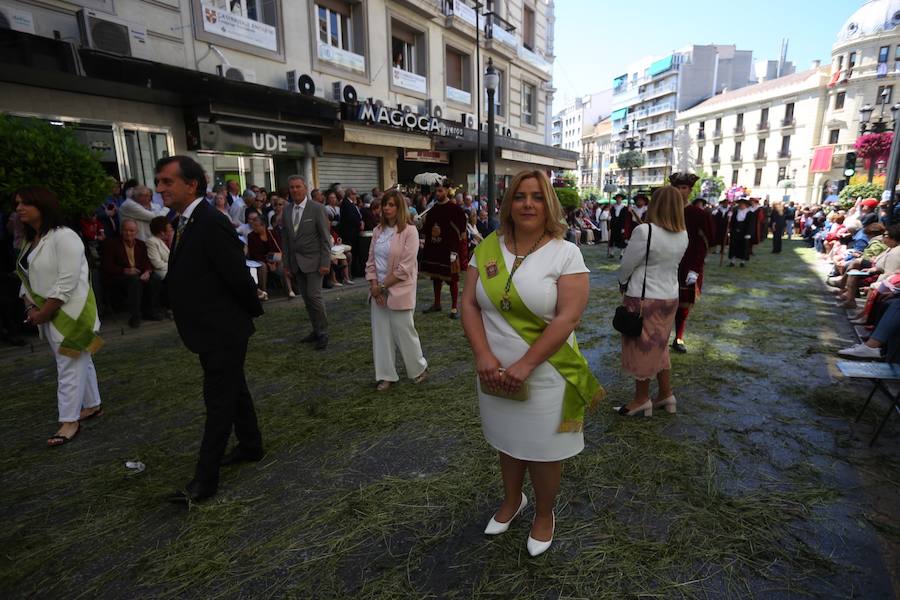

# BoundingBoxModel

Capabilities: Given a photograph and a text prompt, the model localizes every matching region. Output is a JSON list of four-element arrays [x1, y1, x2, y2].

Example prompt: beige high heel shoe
[[652, 394, 677, 414]]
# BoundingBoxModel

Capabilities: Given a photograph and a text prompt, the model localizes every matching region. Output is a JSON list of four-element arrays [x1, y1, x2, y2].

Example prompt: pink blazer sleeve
[[365, 227, 379, 281], [393, 226, 419, 281]]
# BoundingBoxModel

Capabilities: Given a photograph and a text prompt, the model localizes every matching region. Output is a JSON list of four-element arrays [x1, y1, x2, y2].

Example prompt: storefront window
[[195, 153, 274, 192], [124, 130, 170, 187]]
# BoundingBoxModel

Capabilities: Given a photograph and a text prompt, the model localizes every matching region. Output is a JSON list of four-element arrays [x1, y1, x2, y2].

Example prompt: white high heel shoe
[[484, 492, 528, 535], [613, 399, 653, 417], [652, 394, 677, 414], [526, 513, 555, 557]]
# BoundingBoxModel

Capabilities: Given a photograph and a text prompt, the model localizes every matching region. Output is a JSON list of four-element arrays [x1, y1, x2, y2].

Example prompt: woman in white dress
[[597, 204, 611, 245], [461, 170, 604, 557]]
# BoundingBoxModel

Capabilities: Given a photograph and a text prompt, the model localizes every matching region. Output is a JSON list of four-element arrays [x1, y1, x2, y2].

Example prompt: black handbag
[[613, 224, 652, 338]]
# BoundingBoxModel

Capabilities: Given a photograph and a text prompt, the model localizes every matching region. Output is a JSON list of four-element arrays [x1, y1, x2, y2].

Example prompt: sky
[[552, 0, 858, 113]]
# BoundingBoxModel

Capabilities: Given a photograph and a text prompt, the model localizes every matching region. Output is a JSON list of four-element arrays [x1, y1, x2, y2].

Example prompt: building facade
[[676, 67, 829, 203], [0, 0, 576, 196], [579, 117, 611, 190], [608, 44, 756, 189], [813, 0, 900, 199]]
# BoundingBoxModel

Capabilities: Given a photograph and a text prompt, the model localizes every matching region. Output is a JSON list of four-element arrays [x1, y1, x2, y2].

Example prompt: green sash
[[16, 241, 103, 358], [475, 233, 604, 432]]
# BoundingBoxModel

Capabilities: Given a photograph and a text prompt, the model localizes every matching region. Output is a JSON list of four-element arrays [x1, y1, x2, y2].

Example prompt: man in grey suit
[[282, 175, 332, 350]]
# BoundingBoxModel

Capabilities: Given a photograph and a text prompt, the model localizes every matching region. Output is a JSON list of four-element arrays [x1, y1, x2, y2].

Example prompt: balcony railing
[[753, 152, 767, 161], [733, 125, 745, 135], [638, 83, 678, 101], [757, 121, 770, 132], [777, 150, 792, 159], [644, 119, 675, 134], [712, 129, 723, 139], [711, 156, 721, 164], [781, 117, 796, 128], [697, 131, 706, 140], [731, 154, 743, 162]]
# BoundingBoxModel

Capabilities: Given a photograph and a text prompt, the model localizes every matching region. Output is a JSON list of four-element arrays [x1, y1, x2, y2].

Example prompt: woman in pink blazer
[[366, 190, 429, 391]]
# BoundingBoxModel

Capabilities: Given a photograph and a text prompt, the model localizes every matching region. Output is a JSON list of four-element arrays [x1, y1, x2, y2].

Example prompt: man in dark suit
[[155, 155, 264, 503], [282, 175, 332, 350], [339, 187, 363, 276]]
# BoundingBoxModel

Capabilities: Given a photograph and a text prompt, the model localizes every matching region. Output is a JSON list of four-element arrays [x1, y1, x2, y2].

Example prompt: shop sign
[[318, 42, 366, 73], [190, 122, 317, 156], [446, 86, 472, 105], [404, 150, 450, 164], [450, 2, 478, 28], [392, 67, 427, 94], [356, 103, 465, 138], [201, 2, 277, 52]]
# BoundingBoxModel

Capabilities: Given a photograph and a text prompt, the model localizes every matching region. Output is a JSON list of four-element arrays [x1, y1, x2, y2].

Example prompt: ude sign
[[189, 122, 319, 156]]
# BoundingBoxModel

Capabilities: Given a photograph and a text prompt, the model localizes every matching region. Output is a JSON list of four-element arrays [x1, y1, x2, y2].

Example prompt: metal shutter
[[317, 154, 381, 191]]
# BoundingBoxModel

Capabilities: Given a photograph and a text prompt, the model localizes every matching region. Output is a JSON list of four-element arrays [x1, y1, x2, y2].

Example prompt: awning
[[343, 124, 431, 150], [613, 73, 627, 87], [648, 55, 674, 77], [611, 107, 628, 121], [810, 146, 835, 173]]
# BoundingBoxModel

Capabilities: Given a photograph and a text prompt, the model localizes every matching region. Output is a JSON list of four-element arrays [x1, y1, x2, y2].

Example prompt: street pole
[[627, 167, 633, 200], [475, 1, 481, 199], [486, 58, 498, 225], [884, 104, 900, 224]]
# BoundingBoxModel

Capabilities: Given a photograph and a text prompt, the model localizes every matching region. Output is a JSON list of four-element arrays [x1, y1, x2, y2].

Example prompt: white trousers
[[370, 303, 428, 382], [42, 324, 101, 423]]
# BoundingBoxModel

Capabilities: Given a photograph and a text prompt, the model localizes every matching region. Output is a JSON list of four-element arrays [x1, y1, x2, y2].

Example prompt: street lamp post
[[883, 103, 900, 225], [484, 58, 500, 225], [619, 122, 645, 199], [859, 88, 892, 182]]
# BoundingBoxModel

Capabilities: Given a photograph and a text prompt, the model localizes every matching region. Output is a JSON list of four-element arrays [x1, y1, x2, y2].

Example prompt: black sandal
[[47, 424, 79, 447], [79, 407, 104, 422]]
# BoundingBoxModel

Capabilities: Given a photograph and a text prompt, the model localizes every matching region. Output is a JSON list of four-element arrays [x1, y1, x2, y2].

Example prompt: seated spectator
[[145, 216, 172, 280], [466, 211, 483, 254], [835, 224, 900, 310], [119, 185, 168, 241], [329, 228, 353, 287], [476, 208, 494, 239], [839, 292, 900, 361], [246, 214, 285, 300], [101, 219, 162, 327], [214, 190, 239, 228]]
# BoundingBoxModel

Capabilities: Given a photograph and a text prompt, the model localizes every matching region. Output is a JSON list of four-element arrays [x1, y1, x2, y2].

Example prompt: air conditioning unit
[[425, 100, 443, 118], [77, 9, 150, 59], [286, 70, 316, 95], [331, 81, 358, 103], [217, 64, 256, 83], [461, 112, 476, 129]]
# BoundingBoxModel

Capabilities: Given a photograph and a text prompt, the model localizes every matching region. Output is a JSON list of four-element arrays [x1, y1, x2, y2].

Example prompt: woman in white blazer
[[145, 216, 172, 280], [615, 186, 688, 417], [15, 187, 103, 446]]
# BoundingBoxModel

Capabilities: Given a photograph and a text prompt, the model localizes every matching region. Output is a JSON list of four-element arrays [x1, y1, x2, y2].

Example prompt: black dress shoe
[[315, 334, 328, 350], [300, 332, 317, 343], [166, 480, 216, 504], [221, 447, 265, 466], [422, 305, 442, 314], [671, 340, 687, 354], [448, 310, 460, 320]]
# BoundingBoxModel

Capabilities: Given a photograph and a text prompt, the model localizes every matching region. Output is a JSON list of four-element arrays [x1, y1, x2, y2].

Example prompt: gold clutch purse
[[479, 369, 529, 402]]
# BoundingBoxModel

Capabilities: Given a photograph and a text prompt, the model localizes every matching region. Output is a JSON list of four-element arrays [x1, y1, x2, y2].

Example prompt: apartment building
[[579, 117, 611, 190], [0, 0, 576, 194], [676, 67, 829, 203], [608, 44, 756, 189]]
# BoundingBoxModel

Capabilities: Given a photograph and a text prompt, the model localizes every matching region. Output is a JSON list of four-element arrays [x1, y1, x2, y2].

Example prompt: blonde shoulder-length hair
[[379, 189, 409, 232], [499, 170, 568, 239], [647, 186, 686, 232]]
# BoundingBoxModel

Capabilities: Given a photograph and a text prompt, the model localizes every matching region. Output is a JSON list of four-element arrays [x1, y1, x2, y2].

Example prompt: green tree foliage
[[555, 187, 580, 210], [838, 181, 883, 209], [580, 186, 601, 201], [692, 168, 725, 200], [617, 151, 644, 170], [0, 115, 112, 218]]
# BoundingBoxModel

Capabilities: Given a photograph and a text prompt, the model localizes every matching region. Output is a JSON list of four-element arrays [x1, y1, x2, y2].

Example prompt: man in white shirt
[[226, 180, 246, 225], [118, 185, 169, 241]]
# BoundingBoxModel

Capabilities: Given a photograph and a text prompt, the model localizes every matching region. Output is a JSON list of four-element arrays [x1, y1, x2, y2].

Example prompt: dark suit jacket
[[339, 198, 362, 241], [167, 199, 263, 354], [101, 238, 152, 276]]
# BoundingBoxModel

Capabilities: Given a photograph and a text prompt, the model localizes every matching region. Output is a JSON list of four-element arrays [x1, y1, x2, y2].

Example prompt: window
[[781, 135, 791, 155], [778, 166, 786, 180], [698, 121, 705, 132], [391, 19, 427, 91], [712, 144, 720, 161], [835, 91, 846, 110], [879, 45, 890, 64], [731, 170, 739, 185], [715, 117, 722, 131], [756, 138, 765, 158], [522, 5, 536, 51], [784, 102, 795, 121], [754, 168, 762, 186], [736, 113, 744, 128], [712, 170, 718, 177], [522, 82, 536, 126], [219, 0, 276, 24], [446, 46, 472, 101], [849, 51, 857, 70], [895, 46, 900, 72], [828, 129, 840, 144], [877, 85, 894, 104], [760, 107, 769, 125], [734, 141, 742, 159], [836, 55, 844, 72], [318, 2, 352, 51], [484, 66, 505, 117], [697, 146, 703, 162]]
